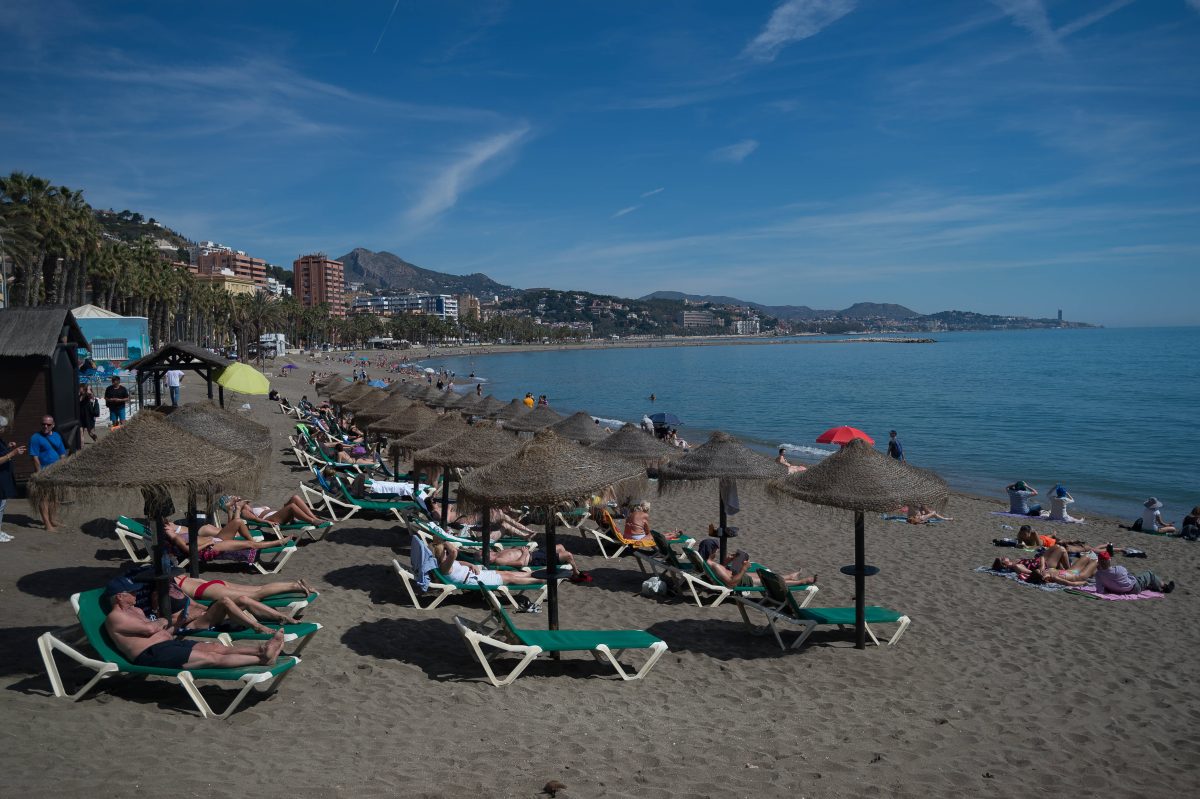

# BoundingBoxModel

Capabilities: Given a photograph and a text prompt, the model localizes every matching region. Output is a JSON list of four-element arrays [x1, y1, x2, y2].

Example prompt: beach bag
[[1131, 518, 1143, 532], [90, 397, 100, 417]]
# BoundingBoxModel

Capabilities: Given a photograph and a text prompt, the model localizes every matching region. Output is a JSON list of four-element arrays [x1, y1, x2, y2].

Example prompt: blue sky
[[2, 1, 1198, 325]]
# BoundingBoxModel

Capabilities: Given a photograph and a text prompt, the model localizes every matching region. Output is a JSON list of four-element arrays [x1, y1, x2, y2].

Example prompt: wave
[[779, 443, 835, 459]]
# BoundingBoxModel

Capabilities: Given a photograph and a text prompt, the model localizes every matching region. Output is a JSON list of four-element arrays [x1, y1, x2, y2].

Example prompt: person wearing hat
[[0, 415, 27, 543], [1006, 481, 1041, 516], [1094, 550, 1175, 595], [1141, 498, 1176, 535], [1048, 484, 1083, 523], [103, 576, 286, 670]]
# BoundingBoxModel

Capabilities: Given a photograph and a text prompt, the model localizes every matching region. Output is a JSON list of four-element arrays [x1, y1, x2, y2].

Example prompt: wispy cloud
[[990, 0, 1065, 56], [742, 0, 858, 63], [710, 139, 759, 163], [612, 205, 641, 219], [640, 187, 665, 198], [404, 123, 531, 228], [1189, 0, 1200, 14]]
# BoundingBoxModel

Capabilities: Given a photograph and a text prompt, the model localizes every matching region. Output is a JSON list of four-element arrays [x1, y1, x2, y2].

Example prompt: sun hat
[[1144, 497, 1162, 509], [1053, 485, 1068, 498]]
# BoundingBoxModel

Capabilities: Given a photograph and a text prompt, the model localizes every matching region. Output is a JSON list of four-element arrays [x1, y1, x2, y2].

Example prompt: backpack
[[1131, 517, 1143, 532]]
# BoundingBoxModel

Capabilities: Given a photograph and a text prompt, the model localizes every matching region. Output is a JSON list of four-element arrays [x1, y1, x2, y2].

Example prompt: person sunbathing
[[1027, 557, 1100, 586], [622, 501, 683, 542], [1094, 550, 1175, 594], [1016, 525, 1058, 549], [426, 501, 538, 540], [906, 504, 953, 524], [222, 493, 324, 527], [776, 448, 806, 474], [172, 574, 314, 626], [485, 541, 587, 581], [995, 544, 1098, 585], [697, 539, 816, 589], [104, 577, 285, 670], [334, 442, 375, 465], [431, 542, 544, 586], [164, 519, 295, 564]]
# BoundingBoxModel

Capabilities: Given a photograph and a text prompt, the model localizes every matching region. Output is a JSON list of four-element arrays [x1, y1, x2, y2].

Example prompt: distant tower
[[1057, 309, 1063, 323]]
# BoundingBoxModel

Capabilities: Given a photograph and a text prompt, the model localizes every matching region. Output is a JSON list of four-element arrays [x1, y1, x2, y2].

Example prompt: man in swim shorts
[[103, 576, 285, 669]]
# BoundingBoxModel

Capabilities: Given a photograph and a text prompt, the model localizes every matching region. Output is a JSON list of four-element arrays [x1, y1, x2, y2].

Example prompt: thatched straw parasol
[[589, 423, 680, 464], [413, 384, 450, 406], [430, 388, 468, 410], [392, 413, 470, 455], [769, 438, 948, 648], [398, 381, 430, 398], [493, 398, 531, 422], [160, 401, 273, 475], [503, 404, 564, 433], [28, 412, 261, 601], [411, 423, 522, 529], [315, 375, 343, 395], [657, 431, 787, 560], [548, 411, 608, 444], [344, 387, 388, 414], [330, 381, 374, 406], [451, 392, 482, 415], [370, 404, 439, 437], [354, 394, 413, 427], [459, 430, 645, 630], [471, 395, 507, 418]]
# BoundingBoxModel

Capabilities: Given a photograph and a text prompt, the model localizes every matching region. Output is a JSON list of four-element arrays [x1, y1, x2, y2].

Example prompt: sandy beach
[[1, 360, 1198, 799]]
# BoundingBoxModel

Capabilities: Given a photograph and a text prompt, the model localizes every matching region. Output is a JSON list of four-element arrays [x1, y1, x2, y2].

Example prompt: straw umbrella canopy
[[548, 411, 609, 445], [472, 395, 507, 418], [430, 388, 468, 410], [411, 423, 522, 529], [657, 431, 787, 560], [354, 394, 413, 428], [458, 430, 645, 631], [412, 384, 450, 406], [161, 401, 273, 475], [493, 398, 531, 423], [316, 375, 344, 395], [589, 423, 680, 464], [393, 413, 470, 455], [28, 412, 260, 606], [450, 392, 483, 415], [330, 381, 374, 407], [503, 404, 564, 433], [769, 438, 948, 648], [369, 403, 440, 437], [398, 381, 431, 398], [344, 387, 388, 414]]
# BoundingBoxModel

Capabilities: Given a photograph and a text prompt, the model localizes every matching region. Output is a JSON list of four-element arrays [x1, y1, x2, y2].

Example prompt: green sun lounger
[[392, 558, 550, 610], [453, 590, 669, 686], [734, 568, 909, 650], [679, 547, 819, 609], [406, 515, 533, 552], [194, 590, 319, 618], [244, 516, 334, 543], [38, 589, 301, 719], [115, 516, 299, 576]]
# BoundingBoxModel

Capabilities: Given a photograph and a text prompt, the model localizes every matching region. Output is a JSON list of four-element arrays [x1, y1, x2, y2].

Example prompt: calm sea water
[[420, 328, 1200, 520]]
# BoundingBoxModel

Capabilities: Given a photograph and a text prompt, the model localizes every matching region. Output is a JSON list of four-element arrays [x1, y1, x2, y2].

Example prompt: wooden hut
[[0, 307, 89, 481]]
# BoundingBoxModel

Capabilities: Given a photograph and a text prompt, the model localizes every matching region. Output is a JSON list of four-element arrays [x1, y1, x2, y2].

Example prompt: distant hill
[[335, 248, 515, 296], [638, 291, 917, 321]]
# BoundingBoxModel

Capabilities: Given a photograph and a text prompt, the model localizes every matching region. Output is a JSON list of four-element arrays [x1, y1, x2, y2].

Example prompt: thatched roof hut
[[28, 411, 260, 507], [768, 438, 948, 512], [368, 403, 439, 436], [493, 398, 531, 422], [504, 404, 565, 433], [547, 411, 608, 444], [160, 401, 273, 475], [589, 423, 680, 464], [411, 424, 521, 471]]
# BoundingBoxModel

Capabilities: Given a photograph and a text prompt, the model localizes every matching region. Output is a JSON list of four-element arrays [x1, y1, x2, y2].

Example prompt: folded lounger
[[454, 590, 669, 687], [393, 535, 551, 610], [679, 547, 818, 609], [115, 516, 299, 576], [38, 588, 301, 719], [735, 568, 909, 650]]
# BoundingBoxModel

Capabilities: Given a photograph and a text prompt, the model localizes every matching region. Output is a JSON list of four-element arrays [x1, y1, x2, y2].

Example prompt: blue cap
[[104, 575, 141, 598]]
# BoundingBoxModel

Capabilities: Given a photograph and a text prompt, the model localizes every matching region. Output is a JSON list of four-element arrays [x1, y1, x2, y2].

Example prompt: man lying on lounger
[[104, 576, 285, 670]]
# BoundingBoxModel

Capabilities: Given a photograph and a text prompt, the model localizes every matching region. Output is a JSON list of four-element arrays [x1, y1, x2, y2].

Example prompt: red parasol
[[816, 426, 875, 447]]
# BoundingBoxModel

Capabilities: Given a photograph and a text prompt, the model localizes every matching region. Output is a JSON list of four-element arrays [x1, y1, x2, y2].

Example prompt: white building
[[351, 293, 459, 320]]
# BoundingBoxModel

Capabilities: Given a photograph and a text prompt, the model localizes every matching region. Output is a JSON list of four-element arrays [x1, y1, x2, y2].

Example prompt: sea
[[417, 327, 1199, 521]]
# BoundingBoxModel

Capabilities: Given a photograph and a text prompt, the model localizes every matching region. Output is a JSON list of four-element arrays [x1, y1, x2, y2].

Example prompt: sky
[[2, 1, 1199, 325]]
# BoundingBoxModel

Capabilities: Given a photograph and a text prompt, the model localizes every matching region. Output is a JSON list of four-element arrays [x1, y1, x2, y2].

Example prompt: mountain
[[335, 248, 515, 296], [638, 291, 916, 321]]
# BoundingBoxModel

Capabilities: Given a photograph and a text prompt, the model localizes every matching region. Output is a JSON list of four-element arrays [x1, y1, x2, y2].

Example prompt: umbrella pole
[[218, 385, 225, 409], [855, 510, 866, 650], [546, 513, 560, 635], [187, 492, 200, 578], [718, 497, 728, 562], [152, 512, 172, 622], [440, 469, 451, 528], [480, 506, 491, 568]]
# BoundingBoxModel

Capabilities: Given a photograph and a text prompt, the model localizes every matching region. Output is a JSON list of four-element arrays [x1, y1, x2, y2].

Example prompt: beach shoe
[[568, 571, 594, 584], [1163, 581, 1176, 594], [0, 532, 13, 543]]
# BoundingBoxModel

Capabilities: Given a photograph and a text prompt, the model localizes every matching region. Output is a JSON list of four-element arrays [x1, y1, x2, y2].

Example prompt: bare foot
[[260, 630, 285, 664], [810, 574, 819, 585], [297, 578, 313, 595]]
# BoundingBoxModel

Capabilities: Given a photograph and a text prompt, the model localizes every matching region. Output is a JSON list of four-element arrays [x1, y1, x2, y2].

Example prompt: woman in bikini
[[906, 504, 953, 524], [163, 519, 295, 564], [697, 538, 816, 589], [173, 574, 315, 626], [993, 545, 1099, 585], [222, 493, 324, 527], [621, 501, 683, 543]]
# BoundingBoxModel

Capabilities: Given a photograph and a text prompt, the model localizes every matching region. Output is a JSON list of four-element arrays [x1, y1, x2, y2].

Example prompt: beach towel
[[881, 514, 944, 523], [990, 511, 1085, 525], [1066, 585, 1164, 601], [410, 534, 437, 591], [972, 566, 1069, 592]]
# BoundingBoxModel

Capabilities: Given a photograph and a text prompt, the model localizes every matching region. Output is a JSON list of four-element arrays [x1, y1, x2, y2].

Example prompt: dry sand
[[1, 363, 1198, 798]]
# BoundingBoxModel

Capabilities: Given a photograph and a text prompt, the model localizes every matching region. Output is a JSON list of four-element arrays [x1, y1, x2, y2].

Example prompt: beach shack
[[71, 304, 150, 368], [0, 307, 89, 481], [125, 341, 233, 408]]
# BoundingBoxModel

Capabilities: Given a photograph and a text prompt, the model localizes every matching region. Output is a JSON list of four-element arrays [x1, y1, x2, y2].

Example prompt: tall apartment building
[[457, 293, 480, 320], [350, 293, 458, 320], [294, 254, 346, 317], [680, 309, 717, 328], [195, 247, 268, 288]]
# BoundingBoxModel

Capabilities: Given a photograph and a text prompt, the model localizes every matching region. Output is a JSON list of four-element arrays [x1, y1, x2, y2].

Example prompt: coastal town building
[[680, 309, 717, 328], [735, 318, 760, 335], [457, 293, 480, 320], [194, 271, 257, 296], [195, 246, 268, 288], [294, 253, 346, 317], [350, 293, 459, 320]]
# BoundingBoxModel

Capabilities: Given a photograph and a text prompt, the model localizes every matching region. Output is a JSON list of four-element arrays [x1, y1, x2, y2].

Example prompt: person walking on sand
[[29, 415, 67, 531], [887, 430, 905, 463], [78, 384, 99, 443], [0, 415, 27, 543], [164, 368, 184, 406], [104, 375, 130, 427]]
